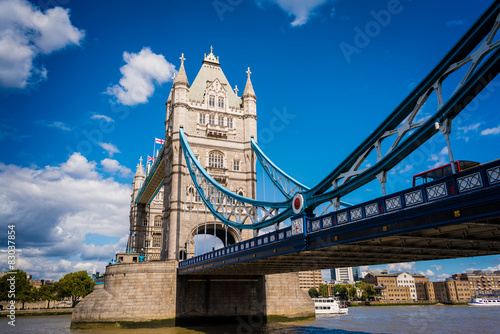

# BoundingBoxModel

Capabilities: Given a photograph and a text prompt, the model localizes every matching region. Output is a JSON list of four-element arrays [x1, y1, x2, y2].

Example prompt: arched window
[[209, 96, 215, 107], [199, 113, 205, 124], [218, 116, 224, 126], [218, 97, 224, 108], [154, 215, 162, 227], [208, 114, 215, 124], [209, 151, 224, 169], [227, 118, 233, 128]]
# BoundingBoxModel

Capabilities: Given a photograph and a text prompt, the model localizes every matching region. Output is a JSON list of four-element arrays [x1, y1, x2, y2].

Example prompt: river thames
[[1, 306, 500, 334]]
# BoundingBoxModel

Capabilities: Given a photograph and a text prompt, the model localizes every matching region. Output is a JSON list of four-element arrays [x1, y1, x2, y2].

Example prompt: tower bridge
[[73, 1, 500, 328]]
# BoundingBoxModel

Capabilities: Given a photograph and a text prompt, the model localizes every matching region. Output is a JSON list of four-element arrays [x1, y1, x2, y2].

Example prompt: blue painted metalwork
[[251, 137, 309, 197], [135, 143, 166, 204], [251, 137, 352, 209], [305, 1, 500, 205], [179, 128, 292, 229], [178, 159, 500, 272]]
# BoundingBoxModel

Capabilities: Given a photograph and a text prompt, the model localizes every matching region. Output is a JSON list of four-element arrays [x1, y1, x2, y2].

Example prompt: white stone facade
[[129, 48, 258, 261]]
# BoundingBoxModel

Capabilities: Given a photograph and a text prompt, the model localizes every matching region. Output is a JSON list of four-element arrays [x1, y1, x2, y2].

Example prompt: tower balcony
[[206, 124, 228, 139]]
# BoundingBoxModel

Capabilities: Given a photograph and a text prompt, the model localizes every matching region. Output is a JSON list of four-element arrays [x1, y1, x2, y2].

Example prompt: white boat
[[467, 297, 500, 306], [313, 297, 348, 314]]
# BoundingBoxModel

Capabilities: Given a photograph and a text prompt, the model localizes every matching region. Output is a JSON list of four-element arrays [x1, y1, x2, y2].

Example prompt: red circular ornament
[[294, 198, 301, 210], [292, 193, 304, 214]]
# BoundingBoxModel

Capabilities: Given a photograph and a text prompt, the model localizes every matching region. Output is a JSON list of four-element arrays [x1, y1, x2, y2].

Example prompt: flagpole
[[152, 138, 156, 164]]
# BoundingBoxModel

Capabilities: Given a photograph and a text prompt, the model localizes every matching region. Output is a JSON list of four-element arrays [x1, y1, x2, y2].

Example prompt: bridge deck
[[178, 160, 500, 275]]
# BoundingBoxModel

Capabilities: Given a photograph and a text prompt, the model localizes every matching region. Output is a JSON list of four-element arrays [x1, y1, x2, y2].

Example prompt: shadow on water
[[183, 321, 372, 334]]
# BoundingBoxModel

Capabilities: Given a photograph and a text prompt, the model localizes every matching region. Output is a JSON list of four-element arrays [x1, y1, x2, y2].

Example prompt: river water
[[1, 306, 500, 334]]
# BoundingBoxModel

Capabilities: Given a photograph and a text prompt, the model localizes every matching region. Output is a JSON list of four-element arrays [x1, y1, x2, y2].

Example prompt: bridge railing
[[179, 159, 500, 268]]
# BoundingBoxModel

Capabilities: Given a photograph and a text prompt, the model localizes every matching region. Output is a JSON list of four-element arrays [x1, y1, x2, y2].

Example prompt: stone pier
[[71, 262, 314, 328]]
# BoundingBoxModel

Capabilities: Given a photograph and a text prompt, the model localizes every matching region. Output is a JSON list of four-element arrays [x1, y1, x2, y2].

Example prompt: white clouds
[[101, 158, 132, 177], [428, 146, 449, 169], [0, 0, 84, 88], [435, 273, 450, 281], [384, 262, 416, 273], [99, 142, 120, 157], [91, 114, 114, 123], [35, 120, 71, 131], [390, 164, 413, 175], [106, 47, 176, 105], [0, 153, 131, 279], [419, 269, 435, 277], [481, 125, 500, 136], [431, 264, 442, 271], [458, 123, 481, 133], [256, 0, 330, 27]]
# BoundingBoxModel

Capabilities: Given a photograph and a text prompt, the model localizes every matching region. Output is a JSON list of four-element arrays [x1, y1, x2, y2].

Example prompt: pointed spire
[[174, 53, 189, 86], [242, 67, 256, 99], [135, 156, 145, 177]]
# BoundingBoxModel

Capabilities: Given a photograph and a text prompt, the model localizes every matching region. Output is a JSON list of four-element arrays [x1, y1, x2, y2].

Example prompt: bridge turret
[[171, 53, 190, 131], [132, 156, 145, 202]]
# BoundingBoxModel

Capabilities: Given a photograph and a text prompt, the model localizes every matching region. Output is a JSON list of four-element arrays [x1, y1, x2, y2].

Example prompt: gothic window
[[238, 190, 244, 197], [154, 215, 162, 227], [188, 186, 200, 202], [218, 116, 224, 126], [209, 151, 224, 169], [227, 118, 233, 128], [218, 97, 224, 108], [144, 239, 150, 248], [143, 218, 148, 226], [209, 114, 215, 124], [153, 234, 162, 247], [209, 95, 215, 107], [233, 160, 240, 171], [199, 113, 205, 124]]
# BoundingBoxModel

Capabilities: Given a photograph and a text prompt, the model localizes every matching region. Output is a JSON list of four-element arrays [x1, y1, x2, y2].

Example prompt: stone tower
[[73, 48, 314, 328], [160, 48, 258, 261], [128, 157, 164, 261]]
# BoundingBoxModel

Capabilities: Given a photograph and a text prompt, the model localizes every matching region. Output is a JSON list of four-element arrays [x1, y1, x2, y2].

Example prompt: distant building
[[412, 274, 430, 300], [331, 267, 355, 284], [396, 272, 417, 300], [363, 272, 412, 301], [452, 270, 500, 296], [298, 270, 323, 292], [29, 279, 54, 288], [364, 271, 476, 303]]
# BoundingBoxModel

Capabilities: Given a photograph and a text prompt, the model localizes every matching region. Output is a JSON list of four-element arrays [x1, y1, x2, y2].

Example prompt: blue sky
[[0, 0, 499, 281]]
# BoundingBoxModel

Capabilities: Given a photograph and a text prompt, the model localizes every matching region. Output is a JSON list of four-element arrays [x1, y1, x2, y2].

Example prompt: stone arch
[[190, 221, 239, 247]]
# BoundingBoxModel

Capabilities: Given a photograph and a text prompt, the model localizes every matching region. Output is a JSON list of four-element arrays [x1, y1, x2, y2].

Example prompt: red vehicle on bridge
[[412, 160, 480, 187]]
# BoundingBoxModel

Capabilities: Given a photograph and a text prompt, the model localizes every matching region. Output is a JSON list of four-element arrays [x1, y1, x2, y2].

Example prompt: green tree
[[333, 284, 348, 299], [38, 285, 59, 309], [0, 269, 34, 309], [308, 287, 319, 298], [54, 271, 93, 307], [348, 285, 357, 300], [360, 283, 376, 300], [318, 284, 329, 298]]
